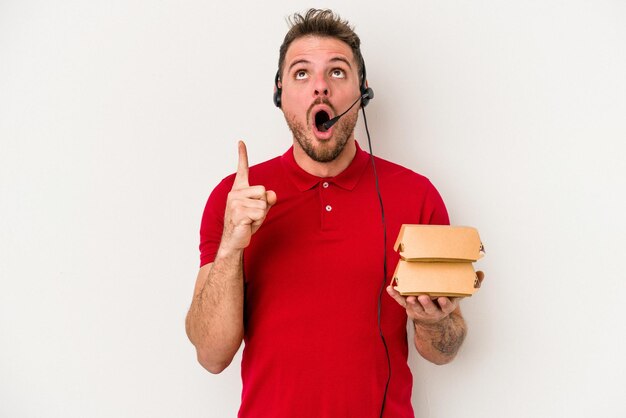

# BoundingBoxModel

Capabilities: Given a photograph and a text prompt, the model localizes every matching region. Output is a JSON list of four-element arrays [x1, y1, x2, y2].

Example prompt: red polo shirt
[[200, 142, 449, 418]]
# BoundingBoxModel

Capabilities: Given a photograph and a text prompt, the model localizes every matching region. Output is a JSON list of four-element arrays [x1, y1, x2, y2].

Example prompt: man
[[186, 9, 481, 418]]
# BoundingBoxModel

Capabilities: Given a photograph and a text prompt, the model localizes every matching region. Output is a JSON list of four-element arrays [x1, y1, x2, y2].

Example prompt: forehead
[[284, 36, 356, 68]]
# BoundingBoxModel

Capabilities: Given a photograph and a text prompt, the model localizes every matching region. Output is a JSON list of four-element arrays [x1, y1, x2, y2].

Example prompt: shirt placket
[[319, 180, 340, 231]]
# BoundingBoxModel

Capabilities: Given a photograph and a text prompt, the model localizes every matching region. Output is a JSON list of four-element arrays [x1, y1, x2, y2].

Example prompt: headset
[[273, 57, 374, 109]]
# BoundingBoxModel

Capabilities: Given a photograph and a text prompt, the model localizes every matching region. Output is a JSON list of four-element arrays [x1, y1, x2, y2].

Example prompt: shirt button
[[325, 205, 332, 212], [322, 182, 329, 188]]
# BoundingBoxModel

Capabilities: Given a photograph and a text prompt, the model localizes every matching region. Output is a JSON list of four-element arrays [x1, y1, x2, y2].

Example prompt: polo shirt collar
[[281, 141, 371, 192]]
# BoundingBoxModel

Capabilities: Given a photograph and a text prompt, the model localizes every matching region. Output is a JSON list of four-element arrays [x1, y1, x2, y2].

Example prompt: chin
[[287, 113, 356, 164]]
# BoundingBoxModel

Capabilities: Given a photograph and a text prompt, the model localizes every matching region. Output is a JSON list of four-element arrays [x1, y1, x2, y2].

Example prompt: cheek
[[283, 89, 301, 104], [282, 97, 308, 118]]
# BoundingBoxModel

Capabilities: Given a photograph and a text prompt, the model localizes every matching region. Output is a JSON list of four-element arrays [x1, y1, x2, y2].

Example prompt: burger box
[[391, 225, 485, 297], [393, 261, 480, 297]]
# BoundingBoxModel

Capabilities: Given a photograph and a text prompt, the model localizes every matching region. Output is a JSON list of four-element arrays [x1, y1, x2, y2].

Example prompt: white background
[[1, 1, 625, 417]]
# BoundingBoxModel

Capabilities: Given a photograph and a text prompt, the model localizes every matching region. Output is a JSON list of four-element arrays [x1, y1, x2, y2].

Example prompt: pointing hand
[[221, 141, 277, 252]]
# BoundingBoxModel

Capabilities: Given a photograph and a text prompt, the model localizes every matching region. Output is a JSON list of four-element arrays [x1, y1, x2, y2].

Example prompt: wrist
[[215, 245, 244, 261], [413, 315, 450, 331]]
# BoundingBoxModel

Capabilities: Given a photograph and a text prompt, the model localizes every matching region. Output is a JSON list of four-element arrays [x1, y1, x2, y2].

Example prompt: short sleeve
[[198, 175, 235, 267]]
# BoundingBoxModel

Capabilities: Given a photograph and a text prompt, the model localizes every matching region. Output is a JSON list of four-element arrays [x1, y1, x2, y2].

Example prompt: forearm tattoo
[[416, 314, 467, 356]]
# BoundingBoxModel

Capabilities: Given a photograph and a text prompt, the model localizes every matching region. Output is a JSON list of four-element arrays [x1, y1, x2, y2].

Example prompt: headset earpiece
[[361, 86, 374, 108], [273, 71, 282, 108], [360, 61, 374, 108]]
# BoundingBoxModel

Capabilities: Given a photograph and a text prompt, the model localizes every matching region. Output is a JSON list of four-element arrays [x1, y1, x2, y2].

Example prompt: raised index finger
[[233, 140, 249, 189]]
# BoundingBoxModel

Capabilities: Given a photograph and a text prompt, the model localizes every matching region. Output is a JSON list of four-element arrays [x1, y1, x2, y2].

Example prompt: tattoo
[[415, 314, 467, 356]]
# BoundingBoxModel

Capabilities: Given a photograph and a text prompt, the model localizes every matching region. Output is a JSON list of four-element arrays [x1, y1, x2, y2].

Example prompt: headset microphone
[[320, 88, 374, 132]]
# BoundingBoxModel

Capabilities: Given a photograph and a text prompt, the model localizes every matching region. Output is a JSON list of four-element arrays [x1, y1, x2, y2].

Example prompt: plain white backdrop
[[1, 1, 625, 417]]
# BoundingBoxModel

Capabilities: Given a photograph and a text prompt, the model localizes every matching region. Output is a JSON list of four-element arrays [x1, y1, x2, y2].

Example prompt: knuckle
[[227, 190, 241, 201], [251, 185, 266, 196]]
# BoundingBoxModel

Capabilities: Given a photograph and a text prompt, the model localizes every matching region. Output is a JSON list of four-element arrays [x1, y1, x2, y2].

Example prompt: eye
[[295, 70, 308, 80], [331, 68, 346, 78]]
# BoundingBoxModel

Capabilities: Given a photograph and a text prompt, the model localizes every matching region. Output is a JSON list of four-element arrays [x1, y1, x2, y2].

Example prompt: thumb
[[265, 190, 277, 207]]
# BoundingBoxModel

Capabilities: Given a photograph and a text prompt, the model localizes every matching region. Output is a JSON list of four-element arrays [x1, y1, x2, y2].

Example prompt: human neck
[[293, 138, 357, 178]]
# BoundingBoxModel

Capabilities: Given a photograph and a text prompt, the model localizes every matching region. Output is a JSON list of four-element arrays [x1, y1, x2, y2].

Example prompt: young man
[[186, 9, 478, 418]]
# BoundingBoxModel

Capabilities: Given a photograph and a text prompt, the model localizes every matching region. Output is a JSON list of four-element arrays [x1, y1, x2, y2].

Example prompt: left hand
[[386, 271, 484, 326], [386, 287, 460, 325]]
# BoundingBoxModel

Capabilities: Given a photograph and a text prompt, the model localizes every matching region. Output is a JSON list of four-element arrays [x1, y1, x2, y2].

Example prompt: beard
[[284, 101, 358, 163]]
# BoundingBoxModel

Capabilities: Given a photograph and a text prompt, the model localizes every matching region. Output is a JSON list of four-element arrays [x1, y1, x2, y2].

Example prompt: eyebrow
[[330, 57, 352, 69], [287, 57, 353, 73], [287, 59, 310, 73]]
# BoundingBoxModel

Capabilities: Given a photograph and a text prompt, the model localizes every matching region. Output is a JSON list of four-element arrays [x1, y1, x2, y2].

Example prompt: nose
[[312, 74, 330, 98], [314, 87, 329, 97]]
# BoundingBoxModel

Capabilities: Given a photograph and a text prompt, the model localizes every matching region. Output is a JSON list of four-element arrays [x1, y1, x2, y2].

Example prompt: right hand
[[221, 141, 277, 252]]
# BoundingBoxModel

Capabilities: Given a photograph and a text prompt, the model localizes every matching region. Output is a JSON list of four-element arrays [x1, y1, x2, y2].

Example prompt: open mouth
[[314, 110, 331, 132]]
